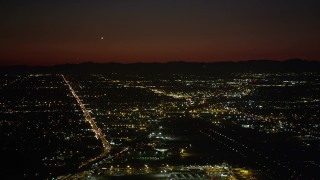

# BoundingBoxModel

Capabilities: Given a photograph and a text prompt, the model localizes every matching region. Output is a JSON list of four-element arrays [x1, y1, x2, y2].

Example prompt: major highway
[[61, 74, 111, 166]]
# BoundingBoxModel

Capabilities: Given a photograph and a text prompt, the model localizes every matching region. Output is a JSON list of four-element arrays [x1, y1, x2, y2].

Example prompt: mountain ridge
[[1, 59, 319, 74]]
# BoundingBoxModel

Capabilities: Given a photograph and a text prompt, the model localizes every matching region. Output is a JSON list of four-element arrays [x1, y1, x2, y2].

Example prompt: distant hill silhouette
[[0, 59, 319, 74]]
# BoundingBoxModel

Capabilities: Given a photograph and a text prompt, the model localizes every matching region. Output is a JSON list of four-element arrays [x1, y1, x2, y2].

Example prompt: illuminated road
[[61, 74, 111, 166]]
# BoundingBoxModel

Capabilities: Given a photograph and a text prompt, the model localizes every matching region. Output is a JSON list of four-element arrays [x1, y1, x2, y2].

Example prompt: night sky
[[1, 0, 320, 66]]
